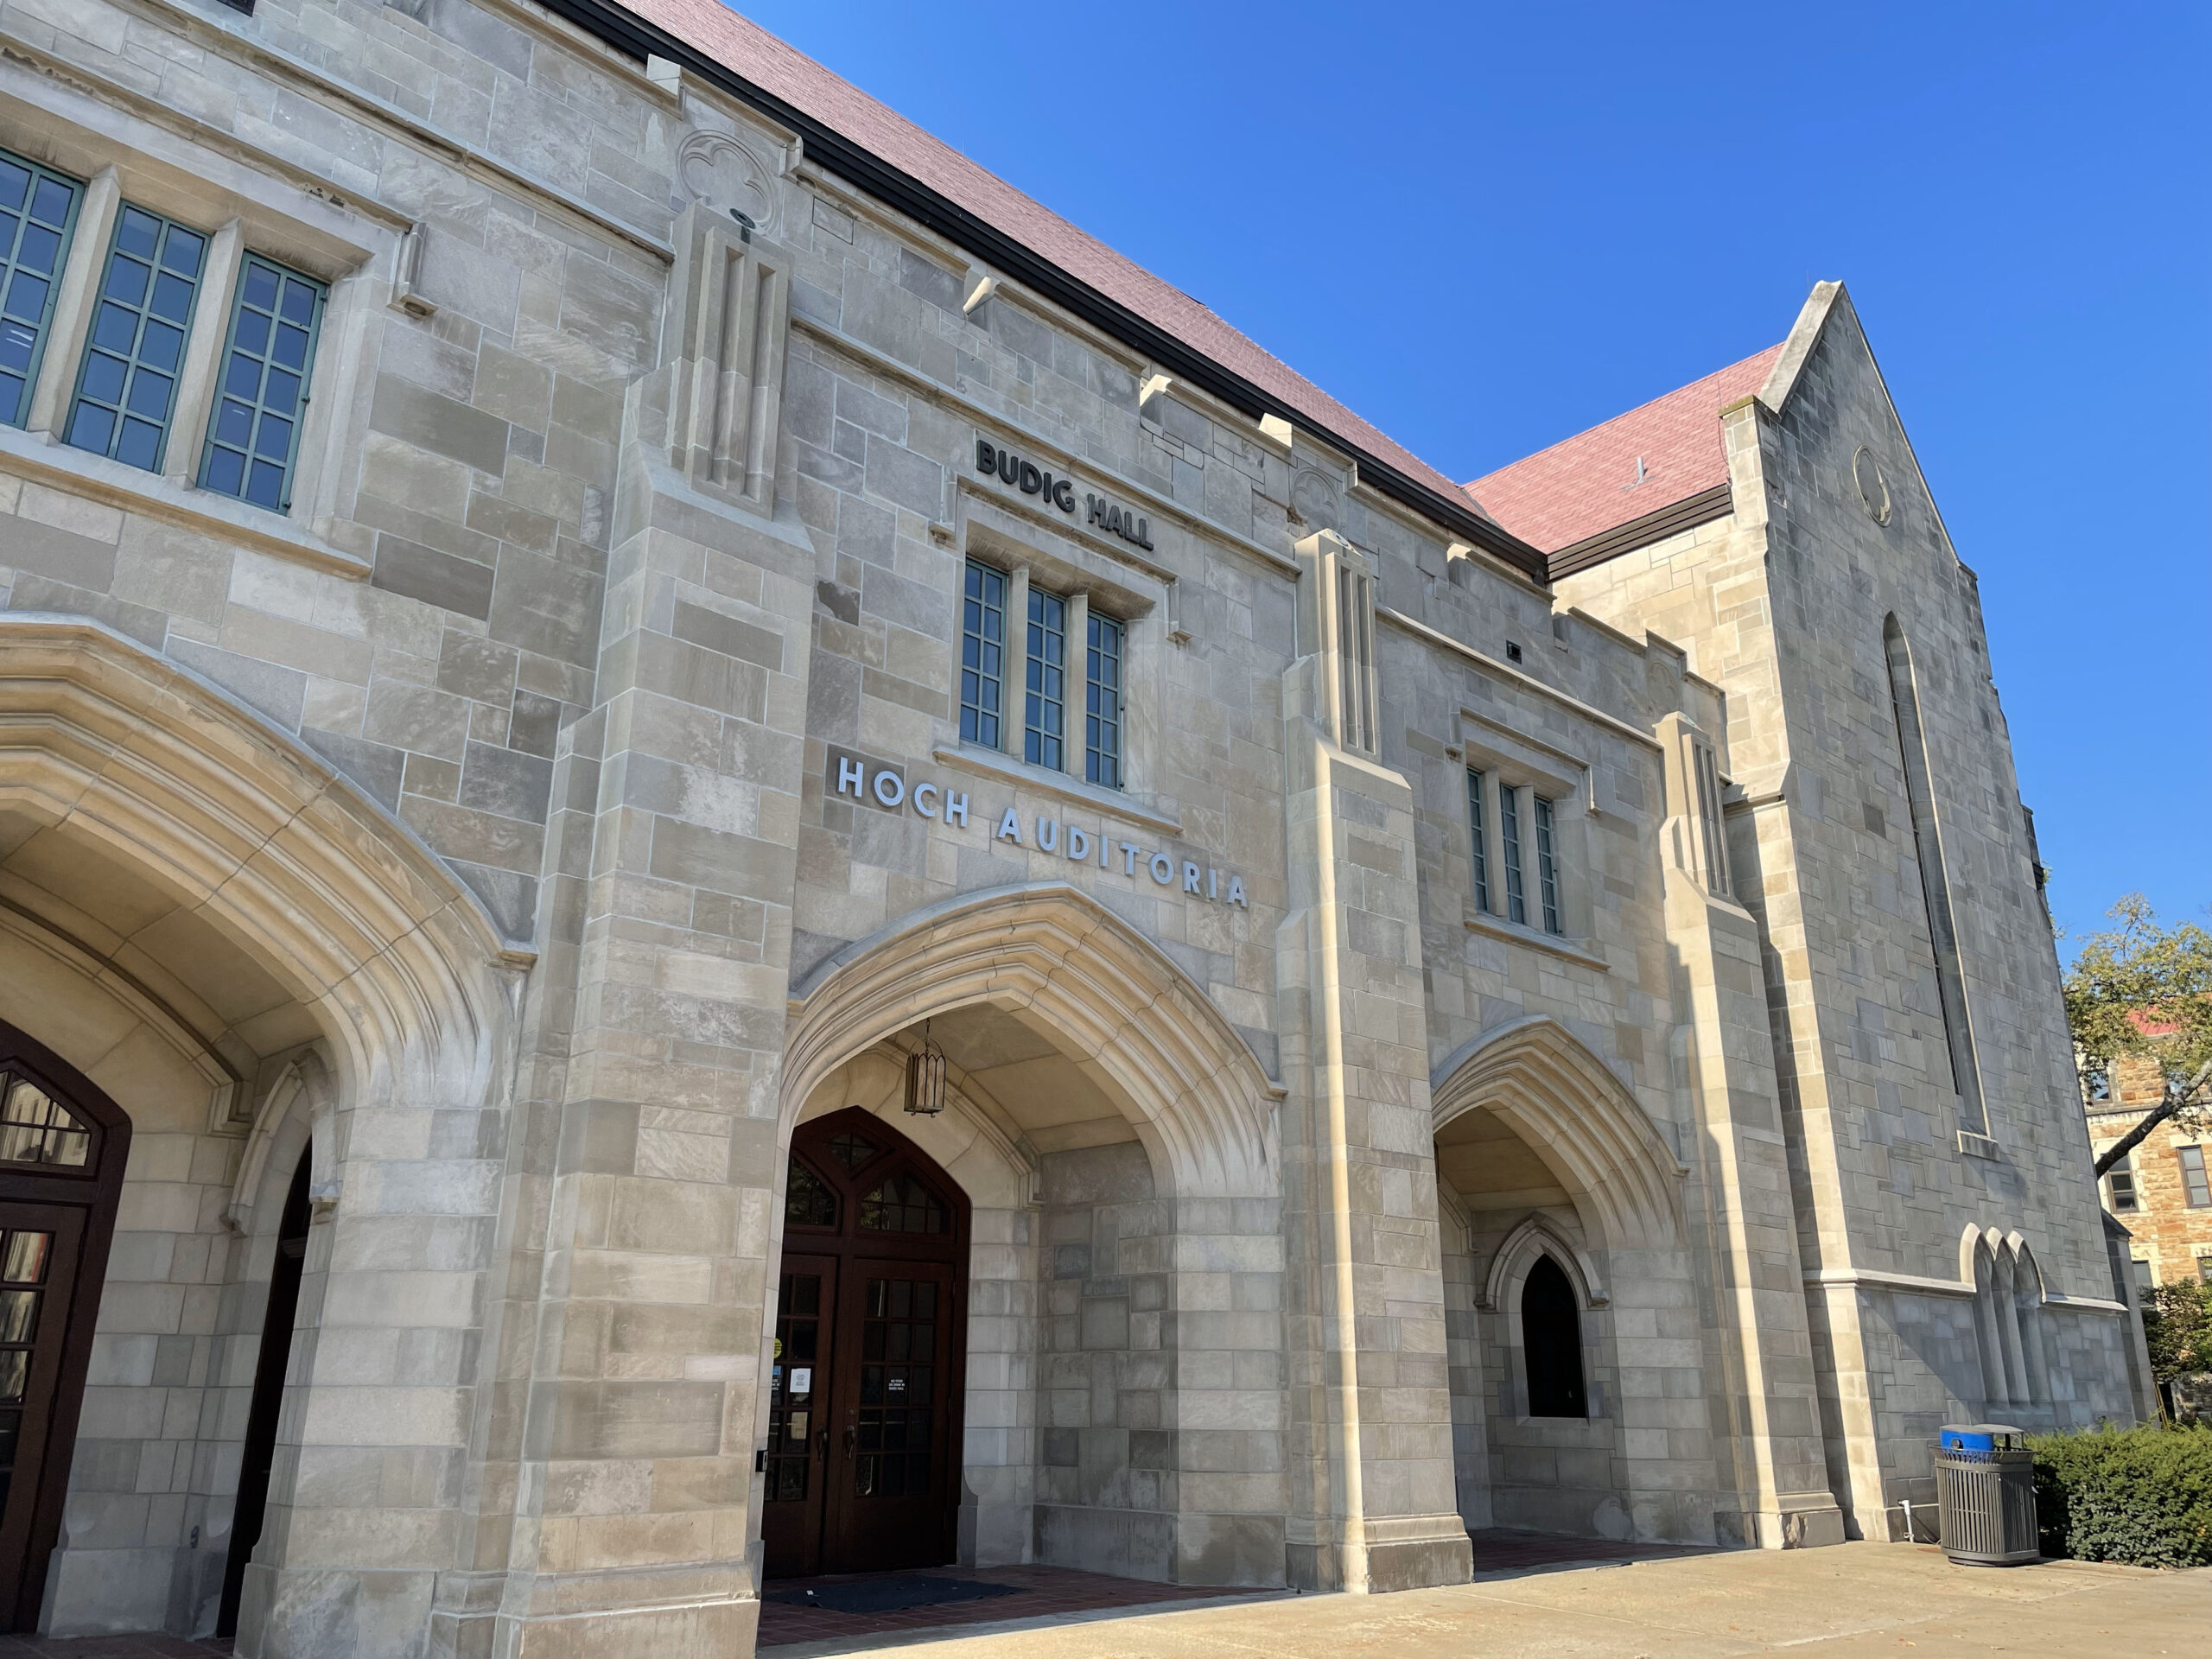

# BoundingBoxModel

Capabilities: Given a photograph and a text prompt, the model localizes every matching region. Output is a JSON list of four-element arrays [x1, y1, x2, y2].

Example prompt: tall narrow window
[[1693, 742, 1731, 896], [1521, 1255, 1586, 1418], [1884, 613, 1986, 1135], [1085, 612, 1122, 789], [2179, 1146, 2211, 1209], [1533, 796, 1562, 935], [959, 561, 1006, 748], [1024, 588, 1065, 771], [1465, 768, 1490, 912], [1335, 561, 1376, 754], [66, 204, 205, 471], [1498, 786, 1527, 926], [200, 255, 324, 512], [0, 152, 80, 428]]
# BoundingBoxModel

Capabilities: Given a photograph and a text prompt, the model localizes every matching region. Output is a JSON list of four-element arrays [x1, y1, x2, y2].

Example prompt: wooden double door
[[762, 1109, 969, 1579], [0, 1021, 128, 1630]]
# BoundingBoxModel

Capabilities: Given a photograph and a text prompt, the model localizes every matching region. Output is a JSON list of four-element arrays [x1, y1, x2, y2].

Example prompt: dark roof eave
[[535, 0, 1549, 586]]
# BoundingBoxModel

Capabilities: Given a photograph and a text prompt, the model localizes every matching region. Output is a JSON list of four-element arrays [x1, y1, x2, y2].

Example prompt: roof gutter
[[532, 0, 1548, 585]]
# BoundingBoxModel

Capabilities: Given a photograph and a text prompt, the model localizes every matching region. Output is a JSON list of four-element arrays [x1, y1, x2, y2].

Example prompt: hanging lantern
[[903, 1021, 946, 1116]]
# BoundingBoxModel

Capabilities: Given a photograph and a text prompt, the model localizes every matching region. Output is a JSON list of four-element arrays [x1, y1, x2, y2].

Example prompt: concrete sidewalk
[[768, 1542, 2208, 1658]]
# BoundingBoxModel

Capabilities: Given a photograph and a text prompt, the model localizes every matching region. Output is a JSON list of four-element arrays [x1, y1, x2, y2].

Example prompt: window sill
[[1462, 906, 1611, 972], [931, 742, 1182, 836], [0, 424, 369, 578]]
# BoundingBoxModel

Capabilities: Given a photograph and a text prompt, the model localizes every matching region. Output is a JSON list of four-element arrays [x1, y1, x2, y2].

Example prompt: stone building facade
[[2088, 1055, 2212, 1289], [0, 1, 2134, 1655]]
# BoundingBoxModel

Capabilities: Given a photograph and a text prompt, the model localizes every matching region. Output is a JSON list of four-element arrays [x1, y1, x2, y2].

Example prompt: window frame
[[1497, 785, 1528, 927], [63, 200, 208, 473], [1085, 609, 1123, 790], [1023, 585, 1066, 772], [1465, 766, 1491, 913], [0, 149, 82, 430], [197, 251, 326, 513], [2105, 1152, 2139, 1214], [1533, 795, 1563, 936], [2179, 1144, 2211, 1210], [959, 558, 1007, 750]]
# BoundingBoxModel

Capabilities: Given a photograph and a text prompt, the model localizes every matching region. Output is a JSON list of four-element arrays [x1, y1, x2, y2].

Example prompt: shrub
[[2028, 1421, 2212, 1567], [2142, 1279, 2210, 1381]]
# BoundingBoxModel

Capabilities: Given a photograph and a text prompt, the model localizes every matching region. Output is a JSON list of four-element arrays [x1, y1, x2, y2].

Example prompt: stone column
[[459, 211, 817, 1659], [1277, 531, 1469, 1593], [1656, 712, 1843, 1548]]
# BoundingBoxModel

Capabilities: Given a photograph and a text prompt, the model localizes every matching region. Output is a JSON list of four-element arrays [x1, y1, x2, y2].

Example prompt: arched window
[[1522, 1255, 1586, 1419]]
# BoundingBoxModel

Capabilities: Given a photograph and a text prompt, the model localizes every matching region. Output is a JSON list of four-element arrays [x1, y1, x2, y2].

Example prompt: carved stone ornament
[[1853, 444, 1892, 527], [677, 130, 781, 236], [1290, 467, 1342, 531]]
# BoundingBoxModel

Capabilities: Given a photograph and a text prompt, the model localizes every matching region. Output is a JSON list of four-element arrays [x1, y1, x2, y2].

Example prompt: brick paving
[[757, 1561, 1269, 1649]]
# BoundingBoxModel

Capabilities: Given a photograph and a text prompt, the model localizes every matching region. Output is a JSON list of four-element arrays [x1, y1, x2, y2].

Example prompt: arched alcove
[[785, 882, 1280, 1198], [0, 617, 517, 1648], [1430, 1015, 1706, 1543], [774, 886, 1289, 1587]]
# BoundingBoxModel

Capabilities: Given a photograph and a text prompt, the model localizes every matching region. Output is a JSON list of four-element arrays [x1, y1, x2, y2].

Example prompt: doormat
[[766, 1575, 1024, 1617]]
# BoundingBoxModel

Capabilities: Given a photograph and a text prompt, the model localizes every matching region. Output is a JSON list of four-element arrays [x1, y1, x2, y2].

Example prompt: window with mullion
[[1534, 796, 1562, 934], [1024, 588, 1065, 770], [959, 560, 1006, 748], [1085, 612, 1122, 789], [0, 152, 80, 429], [66, 204, 206, 471], [1498, 785, 1527, 925], [1465, 767, 1491, 912], [200, 254, 324, 512], [2180, 1145, 2211, 1209]]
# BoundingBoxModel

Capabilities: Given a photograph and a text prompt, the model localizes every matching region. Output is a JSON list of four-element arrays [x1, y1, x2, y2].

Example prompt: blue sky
[[728, 1, 2210, 948]]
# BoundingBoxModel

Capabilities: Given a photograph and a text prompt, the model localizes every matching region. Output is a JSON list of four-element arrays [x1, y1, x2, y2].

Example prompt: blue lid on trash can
[[1940, 1423, 2023, 1451]]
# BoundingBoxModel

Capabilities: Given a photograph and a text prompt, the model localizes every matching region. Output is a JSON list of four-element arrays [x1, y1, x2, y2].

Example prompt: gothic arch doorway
[[764, 1108, 971, 1578], [0, 1019, 130, 1630], [218, 1148, 311, 1637]]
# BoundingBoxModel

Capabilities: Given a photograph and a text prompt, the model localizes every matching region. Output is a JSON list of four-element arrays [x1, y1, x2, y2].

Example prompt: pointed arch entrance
[[764, 1108, 972, 1578]]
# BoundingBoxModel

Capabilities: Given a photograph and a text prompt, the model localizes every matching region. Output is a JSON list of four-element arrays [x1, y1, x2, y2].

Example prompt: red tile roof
[[629, 0, 1486, 518], [1464, 345, 1786, 555]]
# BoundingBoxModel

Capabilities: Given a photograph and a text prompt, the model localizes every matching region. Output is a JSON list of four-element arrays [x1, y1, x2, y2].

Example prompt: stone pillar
[[455, 211, 816, 1659], [1655, 712, 1843, 1548], [1277, 531, 1469, 1593]]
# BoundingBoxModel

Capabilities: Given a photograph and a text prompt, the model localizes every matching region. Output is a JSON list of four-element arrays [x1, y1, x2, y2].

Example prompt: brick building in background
[[2088, 1052, 2212, 1289], [0, 1, 2139, 1653]]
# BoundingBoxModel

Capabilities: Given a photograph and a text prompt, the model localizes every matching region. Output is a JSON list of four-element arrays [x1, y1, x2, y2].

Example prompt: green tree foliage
[[2142, 1281, 2210, 1382], [2063, 895, 2212, 1175], [2029, 1422, 2212, 1567]]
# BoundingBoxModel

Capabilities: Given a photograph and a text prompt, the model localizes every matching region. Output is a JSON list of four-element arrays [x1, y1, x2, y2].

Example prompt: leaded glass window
[[1534, 796, 1562, 935], [200, 254, 323, 512], [785, 1158, 838, 1228], [1086, 612, 1122, 789], [1498, 786, 1527, 926], [0, 153, 79, 428], [1024, 588, 1065, 770], [66, 204, 205, 471], [1466, 767, 1490, 912], [859, 1171, 946, 1235], [0, 1076, 89, 1167], [827, 1130, 879, 1173], [960, 561, 1006, 748]]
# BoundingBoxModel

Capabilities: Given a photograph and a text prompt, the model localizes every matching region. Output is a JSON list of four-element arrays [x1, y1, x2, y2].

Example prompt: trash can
[[1934, 1424, 2038, 1566]]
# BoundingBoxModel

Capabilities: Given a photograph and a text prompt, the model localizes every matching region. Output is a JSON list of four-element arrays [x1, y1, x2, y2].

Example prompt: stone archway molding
[[1480, 1213, 1609, 1313], [785, 881, 1281, 1197], [1432, 1014, 1688, 1249], [0, 616, 519, 1106]]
